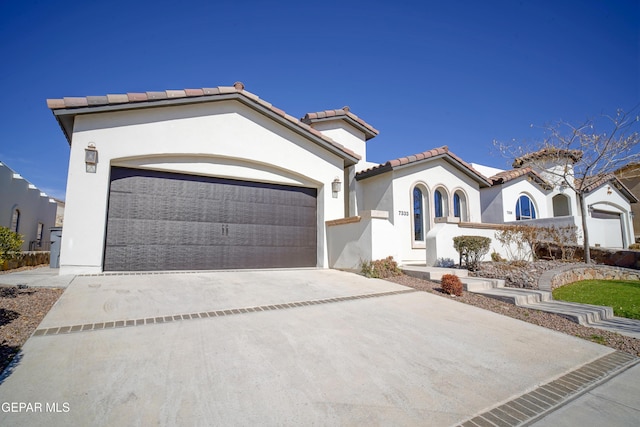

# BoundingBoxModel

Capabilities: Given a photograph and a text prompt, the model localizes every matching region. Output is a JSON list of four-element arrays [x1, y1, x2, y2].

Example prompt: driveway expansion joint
[[456, 350, 639, 427], [32, 289, 417, 337]]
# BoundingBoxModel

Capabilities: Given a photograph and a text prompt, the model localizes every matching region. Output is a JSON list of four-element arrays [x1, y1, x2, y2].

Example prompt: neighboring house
[[47, 83, 637, 274], [472, 150, 637, 250], [615, 163, 640, 242], [0, 161, 58, 251], [53, 198, 65, 227]]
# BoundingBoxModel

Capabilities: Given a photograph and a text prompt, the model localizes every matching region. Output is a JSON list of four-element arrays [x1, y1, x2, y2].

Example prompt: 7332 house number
[[398, 210, 410, 216]]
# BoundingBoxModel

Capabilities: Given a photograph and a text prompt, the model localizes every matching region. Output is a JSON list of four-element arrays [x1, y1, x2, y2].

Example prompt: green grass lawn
[[553, 280, 640, 320]]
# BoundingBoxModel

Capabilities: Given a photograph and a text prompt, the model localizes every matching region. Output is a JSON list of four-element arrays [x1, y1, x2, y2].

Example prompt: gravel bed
[[470, 260, 585, 289], [387, 274, 640, 357], [0, 286, 63, 373]]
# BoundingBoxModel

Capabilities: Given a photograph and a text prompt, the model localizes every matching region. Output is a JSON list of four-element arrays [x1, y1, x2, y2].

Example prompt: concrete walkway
[[0, 267, 75, 288], [0, 268, 638, 426], [402, 265, 640, 340]]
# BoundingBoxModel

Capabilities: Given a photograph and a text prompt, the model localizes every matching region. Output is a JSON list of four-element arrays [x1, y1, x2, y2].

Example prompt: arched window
[[515, 195, 537, 220], [10, 209, 20, 232], [413, 187, 424, 241], [434, 190, 444, 218], [552, 194, 570, 217], [453, 190, 468, 221]]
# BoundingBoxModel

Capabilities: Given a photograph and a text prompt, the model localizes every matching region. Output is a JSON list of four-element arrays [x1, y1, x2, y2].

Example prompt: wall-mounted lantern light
[[331, 177, 342, 198], [85, 143, 98, 173]]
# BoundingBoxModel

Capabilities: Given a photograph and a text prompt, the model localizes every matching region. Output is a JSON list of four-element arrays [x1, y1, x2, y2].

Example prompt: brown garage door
[[103, 167, 317, 271]]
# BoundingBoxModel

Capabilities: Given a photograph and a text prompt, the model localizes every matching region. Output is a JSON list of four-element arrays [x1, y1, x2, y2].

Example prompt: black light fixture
[[85, 143, 98, 173]]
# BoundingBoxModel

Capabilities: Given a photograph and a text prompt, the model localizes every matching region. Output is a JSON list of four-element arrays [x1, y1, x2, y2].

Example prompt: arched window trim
[[411, 183, 430, 248], [452, 188, 469, 221], [434, 186, 449, 218], [515, 194, 537, 220]]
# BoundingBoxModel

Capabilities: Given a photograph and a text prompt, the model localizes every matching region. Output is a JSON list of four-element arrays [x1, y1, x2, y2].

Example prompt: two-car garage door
[[103, 167, 317, 271]]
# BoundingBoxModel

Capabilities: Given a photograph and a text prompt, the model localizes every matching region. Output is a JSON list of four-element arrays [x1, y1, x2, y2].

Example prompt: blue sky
[[1, 0, 638, 200]]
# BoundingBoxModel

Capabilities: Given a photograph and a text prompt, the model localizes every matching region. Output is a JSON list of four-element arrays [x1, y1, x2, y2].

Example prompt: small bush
[[491, 251, 506, 262], [0, 226, 23, 264], [360, 256, 403, 279], [435, 257, 455, 268], [453, 236, 491, 271], [629, 243, 640, 250], [441, 274, 463, 296]]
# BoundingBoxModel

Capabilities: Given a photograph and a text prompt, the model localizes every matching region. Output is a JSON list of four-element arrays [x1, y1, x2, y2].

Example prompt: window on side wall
[[515, 195, 537, 220], [11, 209, 20, 233], [36, 223, 44, 246]]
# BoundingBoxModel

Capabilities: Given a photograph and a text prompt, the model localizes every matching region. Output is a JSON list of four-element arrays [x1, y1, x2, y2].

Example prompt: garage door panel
[[104, 167, 317, 271]]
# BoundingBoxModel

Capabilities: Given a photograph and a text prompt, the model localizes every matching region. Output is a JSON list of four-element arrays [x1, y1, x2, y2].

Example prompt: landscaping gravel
[[0, 285, 63, 373]]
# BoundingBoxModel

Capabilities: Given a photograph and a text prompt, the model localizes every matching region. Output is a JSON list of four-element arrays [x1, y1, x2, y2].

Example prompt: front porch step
[[519, 300, 615, 326], [470, 287, 614, 326], [471, 287, 552, 305], [401, 266, 468, 282]]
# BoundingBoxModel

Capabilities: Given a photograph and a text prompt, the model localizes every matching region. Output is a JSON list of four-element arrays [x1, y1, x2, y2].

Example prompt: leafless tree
[[494, 108, 640, 263]]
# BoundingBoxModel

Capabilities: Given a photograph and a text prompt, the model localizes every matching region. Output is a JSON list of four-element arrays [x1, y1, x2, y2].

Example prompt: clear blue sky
[[1, 0, 638, 200]]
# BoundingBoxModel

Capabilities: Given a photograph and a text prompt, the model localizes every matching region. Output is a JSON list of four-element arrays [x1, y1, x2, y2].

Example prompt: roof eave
[[50, 92, 360, 166], [304, 115, 378, 140]]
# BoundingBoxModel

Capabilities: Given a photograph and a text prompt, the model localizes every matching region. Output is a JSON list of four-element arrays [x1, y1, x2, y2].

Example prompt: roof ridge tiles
[[46, 83, 361, 162]]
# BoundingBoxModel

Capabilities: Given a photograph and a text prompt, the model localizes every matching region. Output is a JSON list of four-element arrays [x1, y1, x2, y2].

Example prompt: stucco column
[[345, 165, 357, 217]]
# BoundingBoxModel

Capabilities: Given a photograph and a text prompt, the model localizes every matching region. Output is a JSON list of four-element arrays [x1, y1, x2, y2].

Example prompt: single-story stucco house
[[47, 82, 636, 274], [0, 161, 58, 251]]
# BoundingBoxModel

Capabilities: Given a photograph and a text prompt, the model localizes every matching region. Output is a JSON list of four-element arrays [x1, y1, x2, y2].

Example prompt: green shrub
[[441, 274, 463, 296], [0, 226, 23, 264], [491, 251, 506, 262], [453, 236, 491, 271], [360, 256, 403, 279]]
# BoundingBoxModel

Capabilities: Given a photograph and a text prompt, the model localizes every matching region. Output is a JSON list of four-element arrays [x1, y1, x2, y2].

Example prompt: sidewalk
[[0, 266, 75, 288]]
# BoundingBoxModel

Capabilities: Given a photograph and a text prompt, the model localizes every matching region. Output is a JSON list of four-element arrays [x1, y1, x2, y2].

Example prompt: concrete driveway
[[0, 269, 630, 426]]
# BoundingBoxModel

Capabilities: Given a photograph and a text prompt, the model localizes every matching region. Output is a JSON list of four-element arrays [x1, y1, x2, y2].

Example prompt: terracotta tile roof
[[489, 166, 551, 189], [513, 148, 583, 168], [301, 106, 379, 140], [47, 82, 360, 164], [355, 146, 492, 186], [576, 174, 637, 202]]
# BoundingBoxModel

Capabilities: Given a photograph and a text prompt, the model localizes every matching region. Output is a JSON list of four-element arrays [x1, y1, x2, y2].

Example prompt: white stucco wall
[[492, 177, 550, 222], [61, 100, 348, 274], [583, 184, 635, 248], [0, 162, 57, 251], [307, 121, 367, 168], [326, 210, 399, 270], [357, 158, 484, 265]]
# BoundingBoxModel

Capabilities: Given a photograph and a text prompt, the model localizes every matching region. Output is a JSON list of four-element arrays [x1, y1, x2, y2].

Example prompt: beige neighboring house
[[53, 198, 65, 226], [615, 163, 640, 242], [0, 161, 58, 251]]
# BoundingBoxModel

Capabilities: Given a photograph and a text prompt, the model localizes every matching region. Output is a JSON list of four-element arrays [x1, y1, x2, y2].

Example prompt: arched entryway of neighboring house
[[412, 183, 430, 248], [433, 186, 449, 219], [552, 193, 571, 217], [588, 202, 630, 248], [453, 189, 469, 222]]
